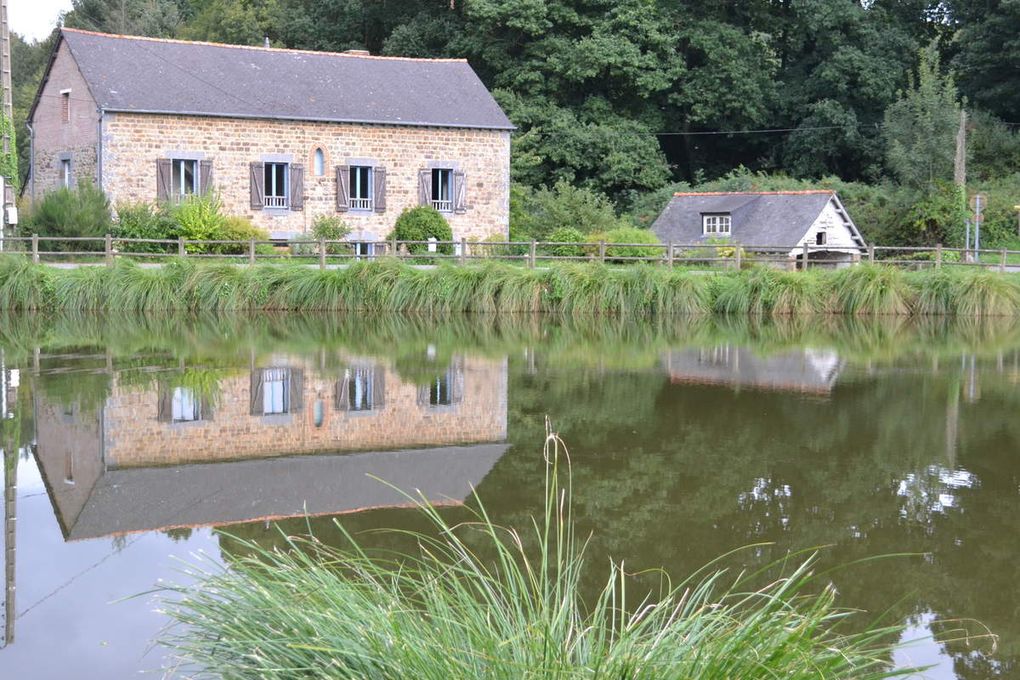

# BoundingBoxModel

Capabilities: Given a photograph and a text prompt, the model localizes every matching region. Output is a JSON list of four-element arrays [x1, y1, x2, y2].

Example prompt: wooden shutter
[[288, 368, 305, 412], [334, 370, 351, 411], [289, 164, 305, 211], [249, 369, 265, 415], [372, 366, 386, 409], [418, 169, 432, 206], [156, 159, 172, 202], [157, 387, 173, 422], [416, 384, 431, 407], [200, 396, 215, 422], [336, 165, 350, 212], [199, 160, 213, 195], [453, 170, 467, 214], [249, 162, 264, 210], [373, 167, 387, 213]]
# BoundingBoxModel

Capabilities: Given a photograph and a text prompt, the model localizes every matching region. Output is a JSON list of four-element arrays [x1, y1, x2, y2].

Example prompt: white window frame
[[349, 165, 373, 211], [702, 214, 731, 236], [264, 162, 289, 209], [431, 168, 453, 213], [171, 158, 199, 198]]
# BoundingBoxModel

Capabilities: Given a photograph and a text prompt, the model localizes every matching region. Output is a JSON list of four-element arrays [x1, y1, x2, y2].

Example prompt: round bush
[[389, 206, 453, 255], [543, 226, 587, 258], [602, 227, 662, 260]]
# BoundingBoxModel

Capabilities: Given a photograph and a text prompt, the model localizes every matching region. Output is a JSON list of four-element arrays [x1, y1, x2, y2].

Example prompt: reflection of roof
[[664, 347, 843, 395], [56, 444, 508, 541]]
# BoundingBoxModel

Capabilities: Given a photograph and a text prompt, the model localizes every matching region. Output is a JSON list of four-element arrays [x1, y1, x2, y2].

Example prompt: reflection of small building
[[663, 346, 843, 396], [33, 355, 508, 540], [651, 191, 866, 267]]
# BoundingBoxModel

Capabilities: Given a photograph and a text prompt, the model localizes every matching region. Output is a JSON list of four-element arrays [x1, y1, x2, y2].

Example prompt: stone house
[[27, 29, 514, 243], [651, 190, 867, 266], [33, 353, 509, 539]]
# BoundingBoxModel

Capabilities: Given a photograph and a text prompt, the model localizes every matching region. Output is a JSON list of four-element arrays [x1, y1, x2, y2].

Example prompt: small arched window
[[313, 148, 325, 176]]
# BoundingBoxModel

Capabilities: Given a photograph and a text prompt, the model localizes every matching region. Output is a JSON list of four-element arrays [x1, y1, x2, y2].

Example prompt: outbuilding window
[[815, 231, 827, 246], [703, 214, 731, 236], [264, 162, 289, 208]]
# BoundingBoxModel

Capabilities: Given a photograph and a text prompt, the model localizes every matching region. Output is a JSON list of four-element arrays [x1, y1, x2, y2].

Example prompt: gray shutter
[[372, 366, 386, 409], [157, 387, 172, 422], [249, 162, 264, 210], [336, 165, 350, 212], [417, 384, 431, 407], [334, 370, 351, 411], [200, 396, 214, 422], [289, 164, 305, 211], [373, 167, 386, 213], [156, 159, 172, 202], [289, 368, 304, 413], [418, 169, 432, 206], [199, 160, 213, 195], [453, 170, 467, 214], [250, 369, 265, 415]]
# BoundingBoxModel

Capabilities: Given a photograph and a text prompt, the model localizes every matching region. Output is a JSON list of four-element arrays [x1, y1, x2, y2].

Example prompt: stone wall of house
[[100, 112, 511, 240], [102, 355, 508, 468], [28, 41, 99, 197]]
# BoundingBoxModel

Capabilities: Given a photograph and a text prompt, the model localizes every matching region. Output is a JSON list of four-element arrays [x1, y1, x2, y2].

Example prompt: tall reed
[[157, 432, 917, 679]]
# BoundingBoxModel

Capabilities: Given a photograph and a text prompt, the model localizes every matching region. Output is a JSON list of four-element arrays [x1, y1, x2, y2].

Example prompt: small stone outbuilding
[[27, 29, 514, 243]]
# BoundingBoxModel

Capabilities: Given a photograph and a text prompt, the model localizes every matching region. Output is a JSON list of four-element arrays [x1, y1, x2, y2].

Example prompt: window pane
[[172, 386, 199, 422], [348, 367, 375, 411], [183, 160, 195, 194], [314, 149, 325, 176], [263, 368, 289, 414], [432, 169, 452, 202], [349, 166, 372, 200]]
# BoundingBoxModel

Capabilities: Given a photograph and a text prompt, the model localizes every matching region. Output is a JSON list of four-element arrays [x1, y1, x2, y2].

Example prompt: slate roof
[[651, 191, 864, 248], [48, 29, 514, 130], [47, 443, 509, 541]]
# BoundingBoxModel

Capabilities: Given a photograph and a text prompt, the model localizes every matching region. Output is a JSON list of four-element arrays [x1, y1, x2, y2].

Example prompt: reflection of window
[[349, 166, 373, 210], [263, 368, 290, 415], [171, 159, 198, 197], [172, 386, 201, 422], [429, 372, 454, 406], [64, 451, 74, 485], [336, 365, 385, 412], [313, 399, 325, 427], [431, 168, 453, 212], [418, 360, 464, 409]]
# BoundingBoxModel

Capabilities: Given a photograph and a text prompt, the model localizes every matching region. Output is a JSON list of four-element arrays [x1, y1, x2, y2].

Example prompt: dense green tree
[[950, 0, 1020, 122], [63, 0, 184, 36]]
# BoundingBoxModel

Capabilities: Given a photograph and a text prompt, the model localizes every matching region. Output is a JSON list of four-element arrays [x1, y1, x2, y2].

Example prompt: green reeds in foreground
[[157, 433, 917, 679], [5, 255, 1020, 316]]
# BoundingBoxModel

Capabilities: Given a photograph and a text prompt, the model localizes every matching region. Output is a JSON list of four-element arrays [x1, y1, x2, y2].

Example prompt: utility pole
[[954, 110, 967, 260], [0, 0, 11, 149]]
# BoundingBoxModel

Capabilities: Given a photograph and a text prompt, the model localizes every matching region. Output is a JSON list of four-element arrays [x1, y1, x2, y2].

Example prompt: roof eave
[[99, 107, 516, 132]]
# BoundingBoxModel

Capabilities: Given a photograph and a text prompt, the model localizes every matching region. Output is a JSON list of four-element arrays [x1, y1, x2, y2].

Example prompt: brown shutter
[[336, 165, 350, 212], [453, 170, 467, 214], [200, 396, 214, 422], [157, 387, 173, 422], [289, 368, 305, 413], [373, 167, 386, 213], [156, 159, 172, 202], [417, 384, 431, 407], [334, 370, 351, 411], [250, 369, 265, 415], [372, 366, 386, 409], [418, 169, 432, 206], [249, 162, 264, 210], [199, 160, 213, 195], [289, 164, 305, 211]]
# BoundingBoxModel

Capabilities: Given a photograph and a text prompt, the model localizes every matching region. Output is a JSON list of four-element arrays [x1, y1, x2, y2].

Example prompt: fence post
[[868, 244, 875, 264], [391, 235, 398, 258], [667, 241, 674, 268], [105, 233, 113, 267], [460, 237, 467, 265], [528, 240, 537, 269], [1001, 249, 1007, 273], [319, 239, 326, 270], [178, 237, 185, 257], [249, 238, 256, 265], [31, 234, 38, 264], [935, 243, 943, 270], [802, 241, 810, 271], [599, 240, 606, 264], [734, 247, 742, 271]]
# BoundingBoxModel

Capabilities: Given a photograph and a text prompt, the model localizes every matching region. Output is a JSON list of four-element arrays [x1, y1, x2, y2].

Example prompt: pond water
[[0, 313, 1017, 679]]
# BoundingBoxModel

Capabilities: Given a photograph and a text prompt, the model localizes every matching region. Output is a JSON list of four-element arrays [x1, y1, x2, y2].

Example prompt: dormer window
[[703, 214, 731, 236]]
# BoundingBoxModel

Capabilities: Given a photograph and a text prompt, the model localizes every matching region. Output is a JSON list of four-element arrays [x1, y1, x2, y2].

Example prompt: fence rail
[[0, 234, 1018, 272]]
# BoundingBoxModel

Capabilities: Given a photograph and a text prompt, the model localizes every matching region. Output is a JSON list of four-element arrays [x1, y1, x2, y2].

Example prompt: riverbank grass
[[4, 255, 1020, 315], [157, 433, 914, 679]]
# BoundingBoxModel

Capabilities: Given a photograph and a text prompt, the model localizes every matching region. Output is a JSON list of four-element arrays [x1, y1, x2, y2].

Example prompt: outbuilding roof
[[47, 29, 514, 131], [651, 191, 864, 248]]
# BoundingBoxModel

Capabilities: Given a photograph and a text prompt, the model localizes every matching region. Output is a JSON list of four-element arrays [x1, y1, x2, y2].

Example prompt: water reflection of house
[[663, 346, 843, 396], [33, 355, 508, 540]]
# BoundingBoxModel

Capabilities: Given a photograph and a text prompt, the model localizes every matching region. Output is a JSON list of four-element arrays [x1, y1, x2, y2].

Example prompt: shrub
[[311, 215, 352, 255], [24, 184, 112, 251], [212, 216, 271, 255], [515, 180, 627, 239], [166, 194, 227, 250], [114, 203, 178, 253], [542, 226, 587, 258], [601, 226, 662, 260], [389, 206, 453, 255]]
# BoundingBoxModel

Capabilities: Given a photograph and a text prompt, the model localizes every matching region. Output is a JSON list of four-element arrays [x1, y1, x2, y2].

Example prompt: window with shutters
[[171, 387, 202, 423], [262, 368, 290, 415], [349, 166, 373, 210], [431, 168, 453, 212], [702, 214, 731, 236], [428, 369, 457, 407], [264, 162, 289, 208], [60, 159, 72, 188], [346, 366, 377, 412], [171, 159, 198, 198]]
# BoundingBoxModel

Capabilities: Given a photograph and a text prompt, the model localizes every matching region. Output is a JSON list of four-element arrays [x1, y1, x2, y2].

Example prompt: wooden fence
[[0, 234, 1018, 272]]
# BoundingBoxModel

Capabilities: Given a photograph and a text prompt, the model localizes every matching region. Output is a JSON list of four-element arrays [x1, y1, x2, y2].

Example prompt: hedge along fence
[[3, 255, 1020, 316]]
